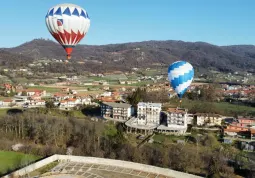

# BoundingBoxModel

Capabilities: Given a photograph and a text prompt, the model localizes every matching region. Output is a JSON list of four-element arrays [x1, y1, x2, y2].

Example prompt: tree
[[21, 91, 27, 96], [45, 101, 56, 109], [126, 87, 146, 106], [200, 84, 217, 102]]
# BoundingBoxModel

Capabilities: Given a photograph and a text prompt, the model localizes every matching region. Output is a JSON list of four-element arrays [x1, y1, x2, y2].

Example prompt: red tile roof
[[3, 99, 12, 102]]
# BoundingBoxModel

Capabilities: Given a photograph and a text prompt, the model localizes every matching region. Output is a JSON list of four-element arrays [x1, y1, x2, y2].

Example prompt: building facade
[[137, 102, 162, 125], [101, 102, 133, 121], [166, 108, 187, 127], [157, 108, 188, 135], [237, 116, 255, 127], [195, 113, 223, 126]]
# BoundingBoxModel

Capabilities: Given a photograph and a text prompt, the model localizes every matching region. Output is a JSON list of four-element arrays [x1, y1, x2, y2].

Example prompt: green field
[[172, 99, 255, 116], [0, 151, 41, 175]]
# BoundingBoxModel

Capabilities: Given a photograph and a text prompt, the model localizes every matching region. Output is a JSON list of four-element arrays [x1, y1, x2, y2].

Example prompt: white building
[[60, 98, 80, 109], [163, 108, 188, 134], [186, 114, 194, 125], [137, 102, 162, 125], [101, 92, 112, 97], [195, 113, 223, 126], [166, 108, 187, 127], [101, 102, 134, 121]]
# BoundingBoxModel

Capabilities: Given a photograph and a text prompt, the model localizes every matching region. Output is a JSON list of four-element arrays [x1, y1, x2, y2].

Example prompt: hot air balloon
[[168, 61, 194, 102], [45, 4, 90, 60]]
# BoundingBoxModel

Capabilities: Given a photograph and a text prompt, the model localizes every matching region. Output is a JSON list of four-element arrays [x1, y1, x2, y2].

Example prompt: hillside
[[1, 39, 255, 73], [0, 50, 33, 69]]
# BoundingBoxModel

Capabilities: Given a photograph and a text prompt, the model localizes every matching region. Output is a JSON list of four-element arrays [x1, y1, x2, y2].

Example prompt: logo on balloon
[[57, 19, 63, 26]]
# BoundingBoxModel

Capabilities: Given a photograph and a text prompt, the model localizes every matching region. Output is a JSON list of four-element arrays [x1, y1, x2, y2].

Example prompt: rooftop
[[195, 113, 222, 117], [5, 155, 201, 178], [102, 102, 131, 108], [157, 124, 187, 131], [167, 108, 187, 114], [125, 117, 158, 130], [138, 102, 162, 108]]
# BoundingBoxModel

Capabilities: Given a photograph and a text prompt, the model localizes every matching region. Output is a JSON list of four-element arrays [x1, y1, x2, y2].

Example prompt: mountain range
[[1, 39, 255, 73]]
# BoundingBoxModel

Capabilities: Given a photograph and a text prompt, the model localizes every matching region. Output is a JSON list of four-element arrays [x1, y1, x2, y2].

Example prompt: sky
[[0, 0, 255, 47]]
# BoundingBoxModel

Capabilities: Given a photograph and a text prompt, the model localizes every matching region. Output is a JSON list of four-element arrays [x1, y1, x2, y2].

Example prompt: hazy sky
[[0, 0, 254, 47]]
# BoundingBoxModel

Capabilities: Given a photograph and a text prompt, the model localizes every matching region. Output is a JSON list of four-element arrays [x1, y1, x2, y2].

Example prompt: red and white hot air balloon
[[45, 3, 90, 60]]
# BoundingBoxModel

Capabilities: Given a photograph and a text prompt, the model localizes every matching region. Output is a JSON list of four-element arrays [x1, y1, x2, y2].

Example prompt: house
[[101, 92, 112, 97], [53, 93, 69, 101], [101, 102, 134, 121], [61, 88, 70, 92], [224, 125, 249, 137], [251, 129, 255, 140], [98, 96, 118, 103], [195, 113, 223, 126], [103, 86, 110, 91], [59, 98, 80, 109], [27, 100, 46, 106], [2, 99, 14, 107], [186, 114, 194, 125], [75, 95, 92, 105], [13, 95, 29, 106], [137, 102, 162, 125], [17, 89, 46, 97], [237, 116, 255, 127], [119, 80, 126, 85]]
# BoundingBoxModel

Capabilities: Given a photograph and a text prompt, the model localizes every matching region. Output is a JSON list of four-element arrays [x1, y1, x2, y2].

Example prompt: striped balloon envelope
[[45, 4, 90, 60], [168, 61, 194, 99]]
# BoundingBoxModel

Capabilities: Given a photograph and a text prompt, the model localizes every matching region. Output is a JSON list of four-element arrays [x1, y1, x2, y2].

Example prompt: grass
[[0, 108, 9, 116], [73, 110, 86, 118], [167, 99, 255, 116], [29, 161, 59, 177], [153, 133, 186, 145], [0, 151, 41, 176]]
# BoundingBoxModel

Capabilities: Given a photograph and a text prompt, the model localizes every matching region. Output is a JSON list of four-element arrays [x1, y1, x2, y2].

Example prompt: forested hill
[[1, 39, 255, 73]]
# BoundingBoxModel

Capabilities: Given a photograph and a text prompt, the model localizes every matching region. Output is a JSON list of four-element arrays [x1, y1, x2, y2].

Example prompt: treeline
[[0, 112, 254, 177], [126, 87, 170, 106]]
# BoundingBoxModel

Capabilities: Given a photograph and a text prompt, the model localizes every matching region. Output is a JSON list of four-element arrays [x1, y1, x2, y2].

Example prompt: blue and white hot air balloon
[[168, 61, 194, 100]]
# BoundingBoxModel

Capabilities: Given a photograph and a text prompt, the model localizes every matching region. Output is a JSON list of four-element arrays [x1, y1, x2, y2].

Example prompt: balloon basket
[[179, 99, 182, 108]]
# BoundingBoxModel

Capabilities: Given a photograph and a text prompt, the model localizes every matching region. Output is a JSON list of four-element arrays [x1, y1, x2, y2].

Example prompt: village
[[0, 71, 254, 152]]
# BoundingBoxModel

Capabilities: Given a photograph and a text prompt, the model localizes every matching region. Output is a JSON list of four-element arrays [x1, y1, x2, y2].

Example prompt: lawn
[[0, 151, 41, 176], [153, 133, 186, 144]]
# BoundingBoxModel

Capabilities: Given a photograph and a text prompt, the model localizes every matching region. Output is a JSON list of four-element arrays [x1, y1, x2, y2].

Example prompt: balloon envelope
[[45, 3, 90, 59], [168, 61, 194, 99]]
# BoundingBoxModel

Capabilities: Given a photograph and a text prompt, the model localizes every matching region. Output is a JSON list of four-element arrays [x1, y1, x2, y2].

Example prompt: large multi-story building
[[166, 108, 187, 127], [137, 102, 162, 125], [101, 102, 133, 121], [157, 108, 188, 135]]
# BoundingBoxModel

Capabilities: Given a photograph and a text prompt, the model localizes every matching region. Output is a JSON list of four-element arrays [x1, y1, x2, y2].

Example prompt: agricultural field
[[27, 86, 61, 93]]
